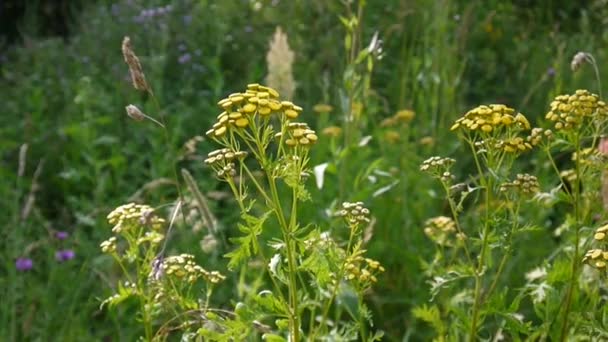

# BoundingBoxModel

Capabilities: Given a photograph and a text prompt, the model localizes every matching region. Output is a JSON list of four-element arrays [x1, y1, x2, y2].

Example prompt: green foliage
[[3, 0, 608, 340]]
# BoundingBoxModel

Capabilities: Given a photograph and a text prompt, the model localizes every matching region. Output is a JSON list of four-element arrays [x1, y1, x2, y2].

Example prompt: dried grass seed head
[[122, 36, 150, 92], [265, 27, 296, 100]]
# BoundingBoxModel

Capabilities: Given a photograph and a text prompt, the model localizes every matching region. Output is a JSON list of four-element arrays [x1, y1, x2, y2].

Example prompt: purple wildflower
[[16, 258, 33, 271], [178, 53, 192, 64], [55, 231, 69, 240], [547, 67, 556, 77], [55, 250, 75, 262]]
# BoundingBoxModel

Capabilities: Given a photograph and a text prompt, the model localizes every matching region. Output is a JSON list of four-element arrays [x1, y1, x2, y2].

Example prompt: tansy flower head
[[338, 202, 371, 227], [343, 254, 385, 286], [204, 148, 248, 179], [420, 156, 456, 182], [394, 109, 415, 123], [545, 89, 607, 131], [423, 216, 461, 246], [162, 253, 226, 284], [451, 104, 529, 133], [322, 126, 342, 138], [107, 203, 165, 234], [583, 248, 608, 269], [276, 122, 318, 148], [593, 224, 608, 243], [499, 173, 540, 197], [313, 103, 333, 114]]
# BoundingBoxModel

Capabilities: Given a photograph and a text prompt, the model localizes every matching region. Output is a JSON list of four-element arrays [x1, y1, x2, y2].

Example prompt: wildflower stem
[[467, 138, 492, 342], [485, 203, 520, 300], [149, 93, 187, 225], [560, 133, 582, 341], [587, 54, 603, 100], [230, 156, 290, 313], [441, 182, 473, 265], [312, 225, 357, 339], [266, 171, 300, 342]]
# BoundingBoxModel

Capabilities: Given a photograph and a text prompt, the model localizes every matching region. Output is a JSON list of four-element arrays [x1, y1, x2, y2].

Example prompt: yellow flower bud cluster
[[344, 255, 385, 285], [583, 249, 608, 269], [593, 224, 608, 242], [527, 127, 553, 146], [275, 122, 318, 147], [313, 103, 333, 114], [494, 137, 533, 153], [499, 173, 540, 196], [559, 169, 577, 185], [100, 236, 117, 253], [204, 148, 248, 178], [384, 130, 401, 143], [162, 254, 226, 284], [136, 231, 165, 245], [380, 109, 415, 127], [423, 216, 459, 246], [451, 104, 530, 133], [420, 156, 456, 182], [572, 147, 602, 167], [545, 89, 607, 131], [206, 83, 302, 138], [322, 126, 342, 138], [338, 201, 371, 226], [107, 203, 165, 234], [583, 224, 608, 269]]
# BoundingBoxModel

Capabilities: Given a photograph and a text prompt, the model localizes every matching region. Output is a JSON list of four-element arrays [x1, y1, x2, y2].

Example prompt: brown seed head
[[122, 36, 150, 92]]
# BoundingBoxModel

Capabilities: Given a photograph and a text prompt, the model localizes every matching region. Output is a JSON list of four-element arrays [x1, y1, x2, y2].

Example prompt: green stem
[[441, 182, 473, 265], [485, 203, 519, 300], [266, 173, 300, 342], [560, 133, 582, 341], [311, 226, 357, 339], [468, 140, 491, 342]]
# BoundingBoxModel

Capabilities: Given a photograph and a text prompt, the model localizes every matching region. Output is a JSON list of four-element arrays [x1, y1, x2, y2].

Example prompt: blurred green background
[[1, 0, 607, 340]]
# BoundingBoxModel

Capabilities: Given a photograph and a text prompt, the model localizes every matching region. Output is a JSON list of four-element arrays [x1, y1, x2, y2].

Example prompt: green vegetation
[[2, 0, 608, 340]]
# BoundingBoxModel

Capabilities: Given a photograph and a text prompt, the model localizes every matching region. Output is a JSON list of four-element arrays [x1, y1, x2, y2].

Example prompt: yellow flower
[[313, 103, 333, 114], [545, 89, 607, 131], [384, 130, 400, 143], [394, 109, 415, 123], [419, 136, 435, 146], [322, 126, 342, 138]]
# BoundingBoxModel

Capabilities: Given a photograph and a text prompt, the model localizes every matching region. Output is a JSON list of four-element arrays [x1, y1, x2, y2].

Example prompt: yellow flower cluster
[[571, 147, 602, 166], [583, 249, 608, 269], [499, 173, 540, 196], [162, 254, 226, 284], [344, 255, 385, 285], [423, 216, 460, 246], [204, 148, 248, 178], [107, 203, 165, 233], [338, 201, 371, 226], [380, 109, 415, 127], [559, 169, 577, 185], [583, 224, 608, 269], [100, 236, 117, 253], [495, 137, 533, 153], [322, 126, 342, 138], [545, 89, 607, 131], [137, 231, 164, 245], [313, 103, 333, 114], [206, 84, 302, 138], [527, 127, 553, 146], [451, 104, 530, 133], [276, 122, 318, 147], [594, 224, 608, 242]]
